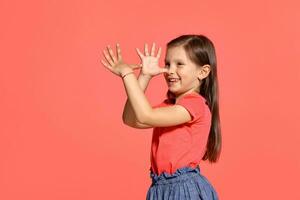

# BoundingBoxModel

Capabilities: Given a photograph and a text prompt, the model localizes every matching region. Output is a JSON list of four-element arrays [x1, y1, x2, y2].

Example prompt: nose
[[166, 66, 176, 75]]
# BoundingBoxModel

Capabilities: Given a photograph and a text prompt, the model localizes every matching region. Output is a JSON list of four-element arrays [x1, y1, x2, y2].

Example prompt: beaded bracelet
[[121, 71, 134, 79]]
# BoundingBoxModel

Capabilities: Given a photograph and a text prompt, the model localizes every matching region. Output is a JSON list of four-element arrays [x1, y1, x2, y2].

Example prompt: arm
[[101, 43, 191, 128], [121, 70, 192, 127], [121, 70, 152, 124], [122, 72, 151, 126]]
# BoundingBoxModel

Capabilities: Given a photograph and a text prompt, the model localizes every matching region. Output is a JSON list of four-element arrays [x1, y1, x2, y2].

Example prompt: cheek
[[179, 75, 194, 85], [178, 71, 188, 81]]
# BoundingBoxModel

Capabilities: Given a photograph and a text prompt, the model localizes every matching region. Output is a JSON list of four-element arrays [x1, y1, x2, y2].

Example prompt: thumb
[[160, 68, 168, 73], [129, 64, 142, 69]]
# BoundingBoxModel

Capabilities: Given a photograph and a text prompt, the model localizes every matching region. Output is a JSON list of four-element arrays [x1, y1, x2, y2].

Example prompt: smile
[[168, 79, 180, 85]]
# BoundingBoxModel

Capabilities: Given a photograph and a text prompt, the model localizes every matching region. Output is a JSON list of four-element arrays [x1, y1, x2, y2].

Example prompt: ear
[[197, 64, 211, 80]]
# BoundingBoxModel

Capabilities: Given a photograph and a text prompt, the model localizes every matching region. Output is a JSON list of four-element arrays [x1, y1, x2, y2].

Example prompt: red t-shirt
[[150, 92, 212, 175]]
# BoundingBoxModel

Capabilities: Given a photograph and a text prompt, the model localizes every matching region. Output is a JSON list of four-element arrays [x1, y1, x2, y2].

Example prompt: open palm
[[100, 44, 141, 77], [136, 43, 167, 77]]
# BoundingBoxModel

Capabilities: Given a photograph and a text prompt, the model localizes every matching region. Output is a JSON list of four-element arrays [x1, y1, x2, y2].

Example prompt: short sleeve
[[176, 94, 205, 123]]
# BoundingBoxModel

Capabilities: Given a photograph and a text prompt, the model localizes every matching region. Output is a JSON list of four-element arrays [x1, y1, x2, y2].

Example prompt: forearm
[[121, 71, 152, 124], [122, 72, 151, 124]]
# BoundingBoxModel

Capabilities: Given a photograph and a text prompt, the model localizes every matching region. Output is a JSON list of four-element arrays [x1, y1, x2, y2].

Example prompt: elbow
[[122, 114, 129, 124], [122, 117, 126, 125], [122, 119, 134, 127], [122, 117, 132, 126], [122, 113, 132, 125], [124, 120, 142, 129], [122, 112, 127, 123], [136, 111, 150, 125]]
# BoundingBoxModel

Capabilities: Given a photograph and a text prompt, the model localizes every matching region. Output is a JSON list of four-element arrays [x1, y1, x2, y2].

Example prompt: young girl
[[101, 34, 222, 200]]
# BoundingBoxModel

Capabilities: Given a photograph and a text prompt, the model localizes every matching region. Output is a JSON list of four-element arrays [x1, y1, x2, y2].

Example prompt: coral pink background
[[1, 0, 299, 199]]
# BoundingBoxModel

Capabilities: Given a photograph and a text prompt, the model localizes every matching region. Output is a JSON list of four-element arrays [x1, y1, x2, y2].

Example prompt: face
[[164, 45, 202, 98]]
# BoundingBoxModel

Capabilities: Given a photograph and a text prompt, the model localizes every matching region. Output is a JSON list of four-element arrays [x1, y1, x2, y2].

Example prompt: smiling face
[[164, 45, 202, 99]]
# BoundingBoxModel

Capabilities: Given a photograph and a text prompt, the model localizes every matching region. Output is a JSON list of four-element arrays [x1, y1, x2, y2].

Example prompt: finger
[[102, 49, 114, 66], [116, 43, 122, 61], [145, 43, 149, 56], [160, 68, 168, 73], [135, 47, 144, 59], [107, 45, 117, 63], [156, 47, 162, 59], [100, 59, 113, 71], [151, 42, 156, 56]]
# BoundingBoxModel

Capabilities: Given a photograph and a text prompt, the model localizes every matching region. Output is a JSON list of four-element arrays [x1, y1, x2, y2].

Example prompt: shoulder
[[176, 92, 207, 106], [175, 93, 209, 123]]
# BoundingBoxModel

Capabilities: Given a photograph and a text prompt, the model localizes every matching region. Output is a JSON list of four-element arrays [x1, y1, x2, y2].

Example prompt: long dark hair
[[166, 34, 222, 163]]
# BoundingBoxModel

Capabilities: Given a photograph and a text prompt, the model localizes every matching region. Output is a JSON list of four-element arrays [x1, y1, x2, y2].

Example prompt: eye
[[177, 62, 184, 66]]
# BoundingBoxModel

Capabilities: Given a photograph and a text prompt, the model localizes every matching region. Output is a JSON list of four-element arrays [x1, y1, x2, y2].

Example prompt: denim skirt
[[146, 165, 219, 200]]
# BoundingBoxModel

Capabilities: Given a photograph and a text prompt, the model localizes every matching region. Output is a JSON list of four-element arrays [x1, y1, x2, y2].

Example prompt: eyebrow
[[164, 59, 185, 63]]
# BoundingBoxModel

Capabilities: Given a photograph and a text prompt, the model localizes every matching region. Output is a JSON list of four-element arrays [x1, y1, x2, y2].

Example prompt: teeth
[[169, 78, 180, 81], [169, 78, 180, 83]]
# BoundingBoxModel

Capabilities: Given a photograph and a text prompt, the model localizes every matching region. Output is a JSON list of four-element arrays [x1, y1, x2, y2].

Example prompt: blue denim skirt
[[146, 165, 219, 200]]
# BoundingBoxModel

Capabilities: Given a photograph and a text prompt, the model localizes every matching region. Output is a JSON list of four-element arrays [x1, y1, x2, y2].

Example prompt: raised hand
[[136, 43, 168, 77], [101, 43, 142, 77]]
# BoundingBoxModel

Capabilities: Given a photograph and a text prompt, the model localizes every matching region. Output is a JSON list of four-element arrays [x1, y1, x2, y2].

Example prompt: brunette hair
[[166, 34, 222, 163]]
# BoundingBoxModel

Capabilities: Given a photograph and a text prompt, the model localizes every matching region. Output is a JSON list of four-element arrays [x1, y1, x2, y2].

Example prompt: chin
[[169, 89, 181, 95]]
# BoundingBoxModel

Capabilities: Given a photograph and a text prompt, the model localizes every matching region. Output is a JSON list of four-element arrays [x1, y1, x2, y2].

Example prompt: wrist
[[121, 70, 134, 79], [120, 69, 133, 77], [139, 73, 152, 79]]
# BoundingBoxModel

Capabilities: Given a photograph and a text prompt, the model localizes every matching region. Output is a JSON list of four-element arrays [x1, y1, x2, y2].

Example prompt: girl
[[100, 34, 222, 200]]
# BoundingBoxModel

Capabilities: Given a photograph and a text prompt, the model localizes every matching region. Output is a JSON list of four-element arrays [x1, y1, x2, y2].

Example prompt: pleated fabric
[[146, 165, 219, 200]]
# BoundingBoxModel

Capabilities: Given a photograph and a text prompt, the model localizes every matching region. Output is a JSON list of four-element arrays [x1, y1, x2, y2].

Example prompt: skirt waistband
[[150, 165, 201, 185]]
